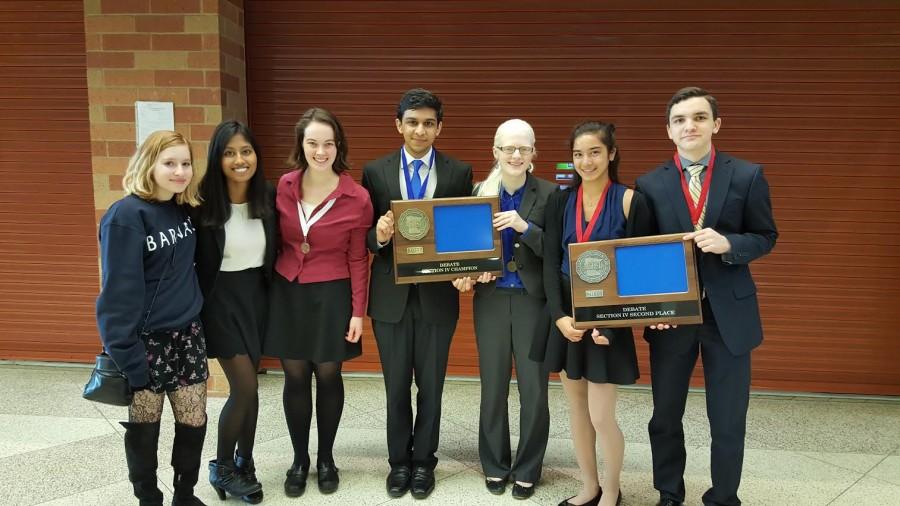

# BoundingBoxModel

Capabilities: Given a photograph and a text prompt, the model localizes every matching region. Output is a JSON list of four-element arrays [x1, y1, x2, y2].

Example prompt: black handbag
[[83, 247, 173, 406], [82, 352, 133, 406]]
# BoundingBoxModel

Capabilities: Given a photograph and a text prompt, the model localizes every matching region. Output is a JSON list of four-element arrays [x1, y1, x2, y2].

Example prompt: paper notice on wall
[[135, 101, 175, 146]]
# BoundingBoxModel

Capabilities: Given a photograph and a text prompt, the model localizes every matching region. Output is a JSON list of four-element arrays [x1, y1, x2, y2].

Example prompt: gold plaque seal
[[398, 208, 430, 241]]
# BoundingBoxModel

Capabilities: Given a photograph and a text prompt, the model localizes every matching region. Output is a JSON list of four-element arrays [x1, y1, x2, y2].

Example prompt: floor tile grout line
[[858, 452, 899, 487], [825, 470, 870, 506], [797, 450, 888, 477]]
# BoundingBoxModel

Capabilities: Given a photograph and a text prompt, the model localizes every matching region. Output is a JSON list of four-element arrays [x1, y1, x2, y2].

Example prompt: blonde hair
[[475, 119, 536, 197], [122, 130, 203, 206]]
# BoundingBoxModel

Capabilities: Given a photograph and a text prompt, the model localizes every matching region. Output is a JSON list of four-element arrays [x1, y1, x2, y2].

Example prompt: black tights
[[281, 359, 344, 468], [216, 355, 260, 462]]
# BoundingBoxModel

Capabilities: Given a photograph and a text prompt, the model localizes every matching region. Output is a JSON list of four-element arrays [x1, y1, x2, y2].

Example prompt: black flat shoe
[[283, 463, 309, 497], [485, 477, 507, 495], [409, 465, 435, 499], [511, 482, 535, 500], [558, 487, 602, 506], [656, 499, 682, 506], [317, 461, 340, 494], [386, 466, 411, 497]]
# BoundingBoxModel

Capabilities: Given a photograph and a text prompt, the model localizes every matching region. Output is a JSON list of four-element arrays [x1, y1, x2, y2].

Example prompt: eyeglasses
[[496, 145, 535, 155]]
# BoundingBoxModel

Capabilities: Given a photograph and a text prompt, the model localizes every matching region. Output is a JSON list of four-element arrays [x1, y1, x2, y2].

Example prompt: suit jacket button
[[514, 243, 520, 248]]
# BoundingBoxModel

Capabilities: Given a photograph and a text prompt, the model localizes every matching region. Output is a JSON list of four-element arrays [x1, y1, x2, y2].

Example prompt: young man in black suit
[[635, 87, 778, 506], [361, 88, 473, 499]]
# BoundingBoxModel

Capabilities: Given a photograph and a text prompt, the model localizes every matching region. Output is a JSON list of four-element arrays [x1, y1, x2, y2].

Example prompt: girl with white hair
[[453, 118, 558, 500]]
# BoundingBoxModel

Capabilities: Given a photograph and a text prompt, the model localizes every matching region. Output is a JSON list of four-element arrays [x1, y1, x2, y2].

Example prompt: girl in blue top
[[540, 122, 645, 506]]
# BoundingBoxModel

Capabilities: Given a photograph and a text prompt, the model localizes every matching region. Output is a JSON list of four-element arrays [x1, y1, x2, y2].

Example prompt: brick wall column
[[84, 0, 248, 397]]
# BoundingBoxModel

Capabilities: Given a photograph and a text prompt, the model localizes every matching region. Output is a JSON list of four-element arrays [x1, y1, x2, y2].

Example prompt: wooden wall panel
[[245, 0, 900, 395], [0, 1, 99, 362]]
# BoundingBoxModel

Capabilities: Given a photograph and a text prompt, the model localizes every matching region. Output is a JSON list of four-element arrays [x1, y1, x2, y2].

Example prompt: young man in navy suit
[[361, 88, 473, 499], [635, 87, 778, 506]]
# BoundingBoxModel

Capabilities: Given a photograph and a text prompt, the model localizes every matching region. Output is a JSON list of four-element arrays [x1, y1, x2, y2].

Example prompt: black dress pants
[[373, 287, 456, 469], [648, 301, 751, 506]]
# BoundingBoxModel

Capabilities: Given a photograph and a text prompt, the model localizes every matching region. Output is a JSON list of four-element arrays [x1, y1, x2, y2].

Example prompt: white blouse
[[221, 203, 265, 271]]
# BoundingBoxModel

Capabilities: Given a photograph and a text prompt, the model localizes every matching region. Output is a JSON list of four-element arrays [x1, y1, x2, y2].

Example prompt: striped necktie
[[686, 164, 706, 231]]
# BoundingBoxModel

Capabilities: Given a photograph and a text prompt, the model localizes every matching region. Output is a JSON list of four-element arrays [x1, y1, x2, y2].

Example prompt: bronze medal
[[301, 241, 310, 254], [506, 260, 518, 273]]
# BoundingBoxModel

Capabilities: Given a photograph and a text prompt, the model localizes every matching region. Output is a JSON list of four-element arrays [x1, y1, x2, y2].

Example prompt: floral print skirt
[[141, 319, 208, 393]]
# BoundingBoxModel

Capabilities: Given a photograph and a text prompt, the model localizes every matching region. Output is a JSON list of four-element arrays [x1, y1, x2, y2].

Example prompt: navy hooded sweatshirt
[[96, 194, 203, 387]]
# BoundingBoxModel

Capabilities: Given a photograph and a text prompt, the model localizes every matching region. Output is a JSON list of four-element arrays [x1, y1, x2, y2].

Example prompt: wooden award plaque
[[391, 196, 504, 284], [568, 233, 702, 328]]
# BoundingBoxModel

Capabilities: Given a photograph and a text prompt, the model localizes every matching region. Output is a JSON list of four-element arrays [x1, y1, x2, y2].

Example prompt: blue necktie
[[410, 159, 424, 199]]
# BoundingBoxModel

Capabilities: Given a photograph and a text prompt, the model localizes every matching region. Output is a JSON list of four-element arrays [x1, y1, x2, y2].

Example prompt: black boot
[[209, 459, 262, 500], [171, 421, 208, 505], [121, 421, 164, 506], [235, 453, 263, 504]]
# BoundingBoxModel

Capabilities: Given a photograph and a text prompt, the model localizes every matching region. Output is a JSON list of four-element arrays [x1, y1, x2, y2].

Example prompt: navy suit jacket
[[362, 149, 473, 325], [635, 151, 777, 356]]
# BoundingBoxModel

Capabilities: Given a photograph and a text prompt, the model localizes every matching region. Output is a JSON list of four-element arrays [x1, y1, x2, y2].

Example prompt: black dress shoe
[[386, 465, 411, 498], [558, 487, 602, 506], [511, 482, 535, 500], [485, 477, 507, 495], [409, 465, 435, 499], [656, 499, 683, 506], [283, 463, 309, 497], [317, 461, 340, 494]]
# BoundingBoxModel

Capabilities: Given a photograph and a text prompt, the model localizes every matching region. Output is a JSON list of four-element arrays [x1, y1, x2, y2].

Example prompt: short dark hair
[[569, 121, 620, 188], [396, 88, 443, 122], [666, 86, 719, 123], [288, 107, 350, 173], [198, 120, 271, 227]]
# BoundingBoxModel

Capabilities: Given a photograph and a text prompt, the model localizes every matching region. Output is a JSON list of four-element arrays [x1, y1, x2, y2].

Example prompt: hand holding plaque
[[568, 233, 703, 328], [391, 196, 504, 284]]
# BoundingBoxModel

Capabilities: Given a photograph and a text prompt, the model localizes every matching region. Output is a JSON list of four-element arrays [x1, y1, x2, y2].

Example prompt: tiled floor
[[1, 363, 898, 505]]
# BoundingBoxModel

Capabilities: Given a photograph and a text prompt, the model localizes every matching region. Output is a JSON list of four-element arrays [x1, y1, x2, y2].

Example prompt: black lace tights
[[129, 382, 207, 427], [281, 359, 344, 467]]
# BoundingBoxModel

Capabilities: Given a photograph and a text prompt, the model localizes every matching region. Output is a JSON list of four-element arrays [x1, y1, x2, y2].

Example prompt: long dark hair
[[569, 121, 620, 189], [287, 107, 350, 173], [197, 120, 271, 227]]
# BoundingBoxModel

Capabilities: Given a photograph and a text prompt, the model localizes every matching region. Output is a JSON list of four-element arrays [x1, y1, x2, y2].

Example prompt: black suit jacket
[[362, 149, 473, 325], [475, 173, 559, 299], [194, 183, 278, 299], [635, 151, 777, 356]]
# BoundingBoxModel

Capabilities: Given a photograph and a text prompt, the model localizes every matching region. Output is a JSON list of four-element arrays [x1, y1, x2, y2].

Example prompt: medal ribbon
[[575, 180, 611, 243], [674, 146, 716, 228], [400, 148, 435, 200], [297, 197, 336, 242]]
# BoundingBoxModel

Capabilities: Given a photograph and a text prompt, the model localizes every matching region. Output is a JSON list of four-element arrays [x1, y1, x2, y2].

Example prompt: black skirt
[[542, 275, 639, 385], [201, 268, 266, 364], [264, 274, 361, 362]]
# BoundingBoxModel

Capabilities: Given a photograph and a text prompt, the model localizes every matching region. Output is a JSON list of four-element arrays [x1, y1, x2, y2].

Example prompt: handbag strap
[[101, 246, 176, 356], [139, 245, 176, 335]]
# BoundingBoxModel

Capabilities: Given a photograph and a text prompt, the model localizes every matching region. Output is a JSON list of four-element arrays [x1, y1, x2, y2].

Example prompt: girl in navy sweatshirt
[[96, 130, 208, 506]]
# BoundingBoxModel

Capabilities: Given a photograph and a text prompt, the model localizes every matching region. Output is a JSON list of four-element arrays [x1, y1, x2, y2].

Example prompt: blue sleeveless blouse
[[560, 182, 627, 277]]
